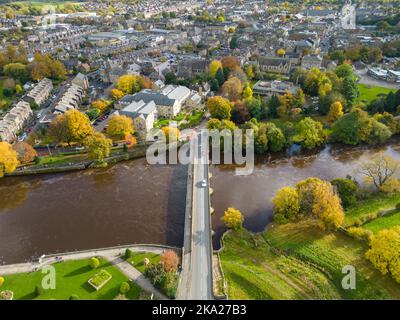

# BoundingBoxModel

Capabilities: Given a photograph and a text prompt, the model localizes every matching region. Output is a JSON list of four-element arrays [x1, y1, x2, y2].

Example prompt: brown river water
[[1, 142, 400, 263]]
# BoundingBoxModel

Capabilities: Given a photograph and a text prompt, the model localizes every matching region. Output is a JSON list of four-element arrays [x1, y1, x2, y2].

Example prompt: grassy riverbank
[[0, 257, 147, 300], [220, 221, 400, 300]]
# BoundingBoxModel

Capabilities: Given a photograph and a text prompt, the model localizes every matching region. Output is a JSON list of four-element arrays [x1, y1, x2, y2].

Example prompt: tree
[[116, 75, 143, 94], [231, 100, 250, 124], [278, 91, 302, 118], [84, 132, 112, 163], [331, 109, 372, 145], [206, 96, 232, 120], [110, 88, 125, 101], [162, 126, 180, 142], [215, 68, 225, 86], [0, 276, 4, 287], [0, 142, 19, 177], [229, 35, 238, 49], [29, 53, 66, 81], [86, 108, 100, 120], [12, 142, 37, 164], [91, 99, 108, 113], [296, 178, 344, 231], [89, 257, 100, 269], [327, 101, 344, 122], [365, 226, 400, 283], [294, 117, 325, 149], [242, 86, 253, 99], [331, 178, 358, 208], [265, 122, 285, 152], [209, 60, 223, 78], [358, 154, 400, 189], [4, 63, 29, 83], [107, 115, 134, 139], [49, 110, 94, 144], [273, 187, 300, 224], [340, 77, 359, 105], [222, 76, 243, 101], [120, 282, 130, 294], [222, 207, 244, 230], [206, 118, 222, 130], [160, 250, 179, 272], [277, 48, 286, 56], [268, 94, 281, 118], [335, 64, 356, 80], [368, 119, 392, 145], [221, 56, 240, 71]]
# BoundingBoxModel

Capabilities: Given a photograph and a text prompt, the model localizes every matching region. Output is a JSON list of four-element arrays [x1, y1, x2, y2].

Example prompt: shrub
[[124, 248, 134, 259], [89, 257, 100, 269], [0, 277, 4, 287], [396, 202, 400, 211], [69, 294, 79, 300], [160, 250, 179, 273], [35, 285, 42, 297], [347, 227, 373, 242], [120, 281, 130, 294]]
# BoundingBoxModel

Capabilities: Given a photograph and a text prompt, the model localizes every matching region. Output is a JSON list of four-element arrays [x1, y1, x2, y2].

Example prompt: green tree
[[294, 117, 325, 149], [84, 132, 112, 163], [331, 178, 358, 208], [273, 187, 300, 224], [206, 96, 232, 120], [265, 122, 285, 152]]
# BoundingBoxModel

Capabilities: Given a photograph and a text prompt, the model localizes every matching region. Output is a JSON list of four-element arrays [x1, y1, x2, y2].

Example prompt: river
[[1, 142, 400, 263]]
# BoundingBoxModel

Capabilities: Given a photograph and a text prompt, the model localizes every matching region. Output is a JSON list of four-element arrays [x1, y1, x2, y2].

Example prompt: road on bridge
[[181, 131, 213, 300]]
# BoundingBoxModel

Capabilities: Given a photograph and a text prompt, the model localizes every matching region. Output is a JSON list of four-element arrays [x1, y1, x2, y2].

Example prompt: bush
[[347, 227, 373, 242], [35, 285, 42, 297], [396, 202, 400, 210], [89, 257, 100, 269], [331, 178, 358, 208], [0, 277, 4, 287], [120, 281, 130, 294], [69, 294, 79, 300], [124, 248, 134, 259]]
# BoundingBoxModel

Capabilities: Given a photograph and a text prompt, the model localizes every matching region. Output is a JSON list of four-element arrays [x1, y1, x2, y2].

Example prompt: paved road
[[188, 131, 213, 300]]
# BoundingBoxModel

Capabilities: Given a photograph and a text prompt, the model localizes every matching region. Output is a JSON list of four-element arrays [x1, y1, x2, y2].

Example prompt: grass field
[[344, 192, 400, 227], [126, 252, 160, 274], [220, 229, 341, 300], [357, 84, 396, 103], [263, 221, 400, 299], [0, 257, 145, 300], [363, 211, 400, 233], [220, 221, 400, 300]]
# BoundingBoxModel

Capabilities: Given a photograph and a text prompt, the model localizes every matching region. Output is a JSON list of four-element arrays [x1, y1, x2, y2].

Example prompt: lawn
[[264, 221, 400, 299], [363, 211, 400, 233], [344, 192, 400, 227], [0, 257, 145, 300], [219, 228, 341, 300], [126, 251, 160, 274], [357, 84, 396, 103], [35, 153, 85, 166]]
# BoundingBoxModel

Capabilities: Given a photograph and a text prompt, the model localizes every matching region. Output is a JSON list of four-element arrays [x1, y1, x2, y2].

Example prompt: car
[[36, 112, 42, 119], [200, 179, 207, 188], [75, 146, 85, 151]]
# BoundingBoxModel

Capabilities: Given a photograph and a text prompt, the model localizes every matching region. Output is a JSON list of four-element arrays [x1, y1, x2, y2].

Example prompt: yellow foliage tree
[[277, 48, 286, 56], [116, 74, 143, 94], [162, 126, 180, 142], [273, 187, 300, 224], [206, 96, 232, 120], [242, 85, 253, 99], [84, 132, 112, 163], [0, 141, 19, 177], [222, 207, 244, 230], [91, 99, 108, 113], [110, 88, 125, 101], [296, 178, 344, 231], [49, 109, 94, 144], [209, 60, 223, 78], [327, 101, 344, 122], [365, 226, 400, 283], [107, 115, 134, 139]]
